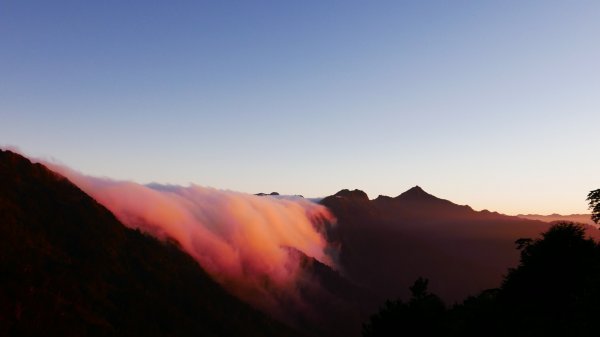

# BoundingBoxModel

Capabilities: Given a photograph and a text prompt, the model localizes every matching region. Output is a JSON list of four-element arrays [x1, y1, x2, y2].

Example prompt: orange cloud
[[43, 161, 336, 315]]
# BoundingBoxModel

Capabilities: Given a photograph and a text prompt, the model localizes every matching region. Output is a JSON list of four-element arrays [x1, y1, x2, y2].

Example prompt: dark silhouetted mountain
[[396, 185, 433, 200], [255, 192, 281, 196], [0, 150, 301, 337], [321, 187, 600, 304], [334, 189, 370, 201], [374, 185, 507, 223]]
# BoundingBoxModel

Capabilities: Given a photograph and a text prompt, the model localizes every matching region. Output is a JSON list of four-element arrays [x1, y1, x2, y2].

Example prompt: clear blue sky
[[2, 1, 599, 214]]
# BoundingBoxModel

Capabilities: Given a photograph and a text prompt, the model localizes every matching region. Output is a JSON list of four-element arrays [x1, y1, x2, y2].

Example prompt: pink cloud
[[42, 161, 336, 315]]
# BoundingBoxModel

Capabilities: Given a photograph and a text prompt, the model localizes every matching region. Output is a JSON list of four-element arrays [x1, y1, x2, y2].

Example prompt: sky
[[1, 1, 599, 215]]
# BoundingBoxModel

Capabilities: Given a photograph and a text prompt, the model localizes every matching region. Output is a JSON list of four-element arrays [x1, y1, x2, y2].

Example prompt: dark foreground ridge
[[363, 222, 600, 337], [0, 150, 300, 337]]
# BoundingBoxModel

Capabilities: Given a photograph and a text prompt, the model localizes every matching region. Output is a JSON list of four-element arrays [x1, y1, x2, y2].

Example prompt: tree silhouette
[[587, 189, 600, 224], [362, 277, 445, 337], [364, 222, 600, 337], [498, 222, 600, 336]]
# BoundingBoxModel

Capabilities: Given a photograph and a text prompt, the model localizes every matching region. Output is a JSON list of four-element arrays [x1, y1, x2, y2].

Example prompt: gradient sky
[[2, 1, 599, 215]]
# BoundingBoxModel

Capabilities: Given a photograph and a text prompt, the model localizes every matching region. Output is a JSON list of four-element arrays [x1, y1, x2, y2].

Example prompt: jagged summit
[[334, 186, 437, 203], [334, 189, 369, 201], [375, 194, 393, 201], [395, 185, 437, 200]]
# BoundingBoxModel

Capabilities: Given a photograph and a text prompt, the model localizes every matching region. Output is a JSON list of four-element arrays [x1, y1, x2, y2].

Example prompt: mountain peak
[[396, 185, 434, 199], [334, 189, 369, 201], [409, 185, 425, 192]]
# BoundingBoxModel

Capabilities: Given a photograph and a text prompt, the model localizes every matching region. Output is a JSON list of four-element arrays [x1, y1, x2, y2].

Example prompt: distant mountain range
[[320, 187, 600, 303], [3, 149, 598, 336], [517, 213, 595, 226]]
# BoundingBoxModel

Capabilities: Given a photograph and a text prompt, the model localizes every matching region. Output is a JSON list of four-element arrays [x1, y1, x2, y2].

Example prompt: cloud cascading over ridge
[[42, 160, 336, 315]]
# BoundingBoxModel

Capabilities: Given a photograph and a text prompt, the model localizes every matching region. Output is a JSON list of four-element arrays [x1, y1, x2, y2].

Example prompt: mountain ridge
[[320, 186, 600, 303], [4, 149, 598, 336], [517, 213, 595, 226], [331, 186, 510, 223]]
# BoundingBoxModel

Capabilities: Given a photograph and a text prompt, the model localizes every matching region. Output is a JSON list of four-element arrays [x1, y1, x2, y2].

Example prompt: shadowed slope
[[0, 149, 300, 337], [285, 247, 381, 337]]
